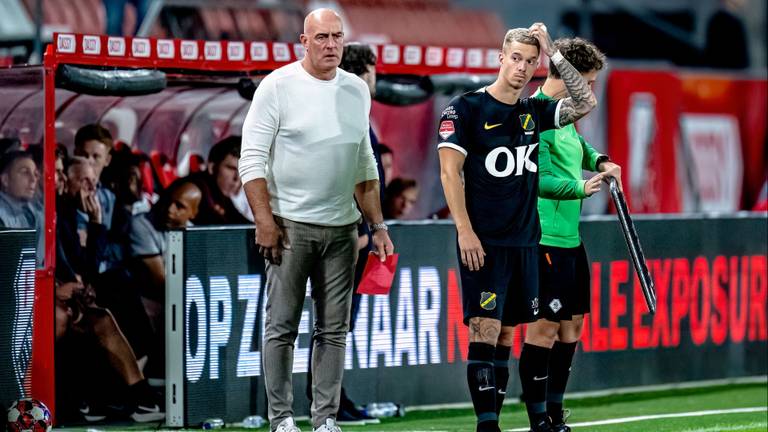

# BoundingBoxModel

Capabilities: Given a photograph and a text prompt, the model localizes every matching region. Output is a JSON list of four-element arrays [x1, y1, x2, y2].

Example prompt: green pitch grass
[[54, 381, 767, 431]]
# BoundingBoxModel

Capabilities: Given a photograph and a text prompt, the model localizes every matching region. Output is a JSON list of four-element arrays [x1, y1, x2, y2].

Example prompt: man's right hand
[[55, 280, 84, 301], [80, 189, 102, 225], [458, 228, 485, 271], [583, 173, 603, 197], [256, 219, 285, 265], [529, 22, 555, 57]]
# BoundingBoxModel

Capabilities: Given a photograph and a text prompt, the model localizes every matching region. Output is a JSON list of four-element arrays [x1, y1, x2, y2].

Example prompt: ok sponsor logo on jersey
[[484, 143, 538, 177]]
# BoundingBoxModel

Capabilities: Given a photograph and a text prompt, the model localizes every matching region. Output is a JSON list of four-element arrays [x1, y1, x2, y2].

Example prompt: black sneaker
[[79, 402, 107, 422], [550, 409, 571, 432], [336, 404, 366, 426], [476, 420, 501, 432], [130, 403, 165, 422], [128, 379, 165, 422], [528, 418, 554, 432]]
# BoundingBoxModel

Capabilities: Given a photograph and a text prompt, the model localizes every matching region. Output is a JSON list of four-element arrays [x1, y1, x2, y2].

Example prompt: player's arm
[[355, 120, 394, 262], [139, 255, 165, 293], [580, 134, 623, 192], [355, 179, 394, 261], [439, 148, 485, 271], [530, 23, 597, 127], [240, 76, 283, 265], [128, 216, 167, 293], [538, 135, 601, 200]]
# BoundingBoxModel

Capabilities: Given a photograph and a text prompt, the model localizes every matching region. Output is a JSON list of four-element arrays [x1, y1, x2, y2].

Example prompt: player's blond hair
[[502, 28, 540, 54]]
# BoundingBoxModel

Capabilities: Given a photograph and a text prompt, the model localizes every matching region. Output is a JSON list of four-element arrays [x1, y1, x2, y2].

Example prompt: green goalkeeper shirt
[[534, 88, 604, 248]]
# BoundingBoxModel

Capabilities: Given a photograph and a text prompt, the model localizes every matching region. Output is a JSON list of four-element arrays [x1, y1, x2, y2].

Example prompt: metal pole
[[33, 0, 43, 62], [137, 0, 165, 37], [580, 0, 592, 40]]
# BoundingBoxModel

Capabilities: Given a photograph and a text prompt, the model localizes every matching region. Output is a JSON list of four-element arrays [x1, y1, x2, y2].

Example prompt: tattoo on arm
[[554, 58, 597, 126]]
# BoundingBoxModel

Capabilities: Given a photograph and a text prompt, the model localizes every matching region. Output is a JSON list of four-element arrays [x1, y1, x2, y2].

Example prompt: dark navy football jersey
[[437, 87, 562, 247]]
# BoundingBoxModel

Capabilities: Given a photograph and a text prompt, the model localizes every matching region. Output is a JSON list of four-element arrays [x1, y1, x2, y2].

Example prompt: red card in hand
[[356, 253, 399, 295]]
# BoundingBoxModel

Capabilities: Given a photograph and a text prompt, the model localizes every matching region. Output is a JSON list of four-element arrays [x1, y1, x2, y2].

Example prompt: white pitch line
[[505, 407, 768, 431], [679, 422, 768, 432]]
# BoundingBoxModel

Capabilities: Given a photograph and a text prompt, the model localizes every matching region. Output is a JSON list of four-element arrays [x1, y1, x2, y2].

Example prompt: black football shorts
[[538, 243, 591, 322], [459, 244, 541, 327]]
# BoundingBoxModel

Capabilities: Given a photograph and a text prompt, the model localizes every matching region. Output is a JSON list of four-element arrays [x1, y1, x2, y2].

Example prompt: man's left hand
[[371, 230, 395, 262]]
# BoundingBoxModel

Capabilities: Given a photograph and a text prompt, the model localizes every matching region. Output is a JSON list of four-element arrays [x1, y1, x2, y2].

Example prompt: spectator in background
[[0, 137, 21, 154], [54, 273, 164, 423], [704, 0, 750, 69], [102, 147, 172, 384], [74, 124, 116, 231], [0, 150, 44, 262], [101, 147, 146, 265], [58, 157, 158, 396], [379, 143, 394, 187], [57, 157, 107, 296], [129, 178, 201, 325], [383, 177, 419, 219], [56, 144, 69, 196], [188, 136, 250, 225], [126, 178, 201, 386], [0, 150, 39, 228]]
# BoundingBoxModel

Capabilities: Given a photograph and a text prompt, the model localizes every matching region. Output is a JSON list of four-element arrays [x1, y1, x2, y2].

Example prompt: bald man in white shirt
[[239, 8, 394, 432]]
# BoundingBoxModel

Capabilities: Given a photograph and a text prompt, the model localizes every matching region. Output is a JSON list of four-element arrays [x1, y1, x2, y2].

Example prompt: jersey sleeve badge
[[439, 120, 455, 139]]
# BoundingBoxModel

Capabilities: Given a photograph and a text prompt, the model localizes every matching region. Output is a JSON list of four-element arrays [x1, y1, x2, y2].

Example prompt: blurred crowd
[[1, 126, 249, 423], [0, 120, 424, 424]]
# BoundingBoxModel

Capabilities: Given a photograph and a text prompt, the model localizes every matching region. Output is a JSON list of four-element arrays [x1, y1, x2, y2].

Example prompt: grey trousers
[[263, 216, 357, 430]]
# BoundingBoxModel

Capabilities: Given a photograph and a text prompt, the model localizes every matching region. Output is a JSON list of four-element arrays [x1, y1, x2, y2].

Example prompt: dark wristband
[[596, 155, 611, 171]]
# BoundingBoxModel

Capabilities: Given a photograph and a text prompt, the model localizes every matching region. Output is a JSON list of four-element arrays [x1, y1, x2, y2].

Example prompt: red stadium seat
[[214, 8, 238, 39], [188, 153, 204, 174], [113, 140, 127, 152], [149, 150, 177, 188], [200, 8, 240, 40], [342, 1, 501, 48], [122, 2, 137, 36], [233, 9, 271, 41], [269, 9, 302, 41], [200, 9, 222, 40], [22, 0, 106, 35]]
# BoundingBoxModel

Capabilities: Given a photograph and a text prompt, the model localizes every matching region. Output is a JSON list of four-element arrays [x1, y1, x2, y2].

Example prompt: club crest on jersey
[[519, 113, 534, 131], [531, 297, 539, 315], [549, 299, 562, 313], [480, 292, 497, 310], [439, 120, 455, 139]]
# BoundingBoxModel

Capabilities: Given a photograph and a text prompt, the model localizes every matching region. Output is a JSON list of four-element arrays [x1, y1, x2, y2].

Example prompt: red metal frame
[[31, 49, 57, 419], [34, 32, 504, 420]]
